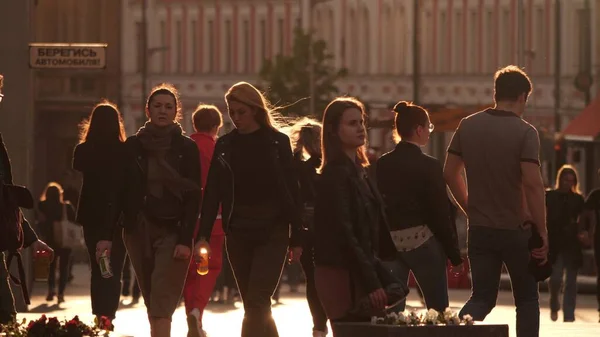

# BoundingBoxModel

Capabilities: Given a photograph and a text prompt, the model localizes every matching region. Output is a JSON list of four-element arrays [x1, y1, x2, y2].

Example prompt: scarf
[[136, 122, 199, 200]]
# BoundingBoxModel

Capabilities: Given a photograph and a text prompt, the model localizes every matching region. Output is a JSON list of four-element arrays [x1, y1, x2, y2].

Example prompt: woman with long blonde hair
[[195, 82, 303, 337], [546, 164, 585, 322], [72, 100, 127, 330], [287, 118, 329, 337]]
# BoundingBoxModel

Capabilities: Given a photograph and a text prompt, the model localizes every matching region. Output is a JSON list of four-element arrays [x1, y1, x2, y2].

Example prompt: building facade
[[121, 0, 598, 183], [32, 0, 122, 197]]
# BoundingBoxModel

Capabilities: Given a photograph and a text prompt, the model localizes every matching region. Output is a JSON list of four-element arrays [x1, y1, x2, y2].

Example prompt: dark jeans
[[549, 251, 579, 321], [48, 248, 72, 295], [226, 224, 289, 337], [121, 255, 141, 299], [386, 236, 449, 312], [84, 228, 126, 319], [0, 252, 15, 324], [300, 235, 328, 333], [460, 226, 539, 337]]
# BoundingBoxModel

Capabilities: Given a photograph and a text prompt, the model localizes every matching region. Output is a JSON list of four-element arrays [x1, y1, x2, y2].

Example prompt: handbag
[[53, 203, 84, 249]]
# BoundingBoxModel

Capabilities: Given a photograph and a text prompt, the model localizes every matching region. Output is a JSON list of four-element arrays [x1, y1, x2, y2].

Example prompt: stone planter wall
[[332, 322, 509, 337]]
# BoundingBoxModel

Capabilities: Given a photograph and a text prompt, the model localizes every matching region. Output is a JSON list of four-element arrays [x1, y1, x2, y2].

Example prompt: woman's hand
[[33, 240, 54, 261], [173, 245, 191, 260], [369, 288, 387, 311], [193, 239, 212, 262], [288, 246, 303, 263], [95, 240, 112, 263], [450, 262, 465, 276]]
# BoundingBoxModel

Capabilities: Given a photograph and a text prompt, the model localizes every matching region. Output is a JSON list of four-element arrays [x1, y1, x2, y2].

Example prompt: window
[[576, 9, 588, 71], [191, 20, 198, 73], [243, 20, 250, 73], [260, 19, 267, 61], [349, 10, 357, 71], [454, 11, 463, 73], [160, 21, 166, 73], [208, 20, 215, 72], [501, 10, 510, 66], [485, 11, 494, 72], [176, 20, 183, 73], [534, 8, 545, 74], [135, 22, 144, 73], [278, 18, 284, 55], [225, 19, 232, 73], [361, 9, 370, 74], [439, 11, 447, 73], [468, 11, 477, 73]]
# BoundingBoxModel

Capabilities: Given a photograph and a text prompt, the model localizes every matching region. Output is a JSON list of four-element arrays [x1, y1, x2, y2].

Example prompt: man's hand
[[450, 262, 465, 276], [531, 231, 549, 265], [288, 246, 303, 264], [33, 240, 54, 261], [95, 240, 112, 263], [193, 239, 211, 262], [173, 245, 192, 260]]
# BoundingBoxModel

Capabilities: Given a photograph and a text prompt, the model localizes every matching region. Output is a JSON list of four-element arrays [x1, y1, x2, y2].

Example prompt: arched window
[[349, 8, 358, 72], [382, 6, 392, 73]]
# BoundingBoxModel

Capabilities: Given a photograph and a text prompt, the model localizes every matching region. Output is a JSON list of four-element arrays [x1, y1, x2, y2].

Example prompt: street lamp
[[306, 0, 328, 116]]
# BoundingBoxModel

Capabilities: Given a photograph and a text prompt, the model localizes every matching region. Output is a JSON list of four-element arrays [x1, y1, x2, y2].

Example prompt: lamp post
[[553, 0, 562, 176], [306, 0, 328, 116]]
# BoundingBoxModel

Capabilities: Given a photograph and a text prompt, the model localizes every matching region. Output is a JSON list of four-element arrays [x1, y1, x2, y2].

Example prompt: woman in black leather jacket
[[120, 84, 201, 337], [313, 97, 404, 330], [72, 101, 127, 329], [195, 81, 304, 337], [376, 101, 462, 313]]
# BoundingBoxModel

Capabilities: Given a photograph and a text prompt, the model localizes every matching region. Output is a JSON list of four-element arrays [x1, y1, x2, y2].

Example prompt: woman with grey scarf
[[118, 84, 201, 337]]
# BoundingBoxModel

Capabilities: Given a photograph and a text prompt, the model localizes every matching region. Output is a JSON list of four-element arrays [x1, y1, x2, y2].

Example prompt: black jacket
[[72, 141, 127, 240], [376, 142, 462, 266], [0, 133, 37, 248], [120, 133, 201, 247], [197, 128, 304, 247], [314, 156, 396, 293], [546, 189, 585, 264]]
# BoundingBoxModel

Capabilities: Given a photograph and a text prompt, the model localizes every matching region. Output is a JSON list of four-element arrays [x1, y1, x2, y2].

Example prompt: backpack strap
[[6, 251, 30, 305]]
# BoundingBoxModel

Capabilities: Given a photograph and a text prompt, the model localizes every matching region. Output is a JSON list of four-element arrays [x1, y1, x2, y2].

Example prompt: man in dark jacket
[[0, 74, 53, 324]]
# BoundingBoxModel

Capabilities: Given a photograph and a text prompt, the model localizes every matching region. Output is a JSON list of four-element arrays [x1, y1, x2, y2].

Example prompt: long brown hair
[[554, 164, 581, 194], [79, 100, 126, 144], [225, 81, 285, 131], [319, 97, 369, 173]]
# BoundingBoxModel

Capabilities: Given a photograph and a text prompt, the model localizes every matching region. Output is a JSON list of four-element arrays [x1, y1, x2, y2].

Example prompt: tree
[[259, 28, 348, 118]]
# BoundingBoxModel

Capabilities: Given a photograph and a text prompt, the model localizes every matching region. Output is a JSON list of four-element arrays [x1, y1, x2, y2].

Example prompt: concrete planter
[[332, 322, 509, 337]]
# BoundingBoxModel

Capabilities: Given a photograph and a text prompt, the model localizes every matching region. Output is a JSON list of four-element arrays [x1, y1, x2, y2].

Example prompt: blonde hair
[[285, 117, 322, 160], [554, 164, 581, 194], [40, 182, 64, 203], [224, 81, 287, 131]]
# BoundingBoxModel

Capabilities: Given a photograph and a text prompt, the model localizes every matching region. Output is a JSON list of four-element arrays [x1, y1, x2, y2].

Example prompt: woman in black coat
[[72, 101, 127, 329], [375, 101, 462, 313], [313, 97, 405, 332]]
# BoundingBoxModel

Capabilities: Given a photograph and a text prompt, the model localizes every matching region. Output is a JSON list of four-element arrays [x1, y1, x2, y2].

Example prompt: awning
[[563, 94, 600, 142]]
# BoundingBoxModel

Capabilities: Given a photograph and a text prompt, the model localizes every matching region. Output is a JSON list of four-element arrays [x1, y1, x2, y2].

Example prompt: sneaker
[[187, 309, 203, 337], [550, 311, 558, 322], [57, 294, 65, 304], [46, 292, 55, 302]]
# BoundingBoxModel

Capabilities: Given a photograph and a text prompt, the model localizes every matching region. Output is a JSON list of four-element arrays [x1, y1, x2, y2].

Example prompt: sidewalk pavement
[[16, 263, 600, 337]]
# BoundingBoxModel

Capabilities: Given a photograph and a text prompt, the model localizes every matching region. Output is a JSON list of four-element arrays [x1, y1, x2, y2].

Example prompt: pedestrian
[[0, 74, 53, 325], [376, 101, 463, 313], [36, 182, 76, 304], [195, 81, 304, 337], [183, 104, 225, 337], [444, 65, 548, 337], [580, 168, 600, 322], [288, 118, 328, 337], [313, 97, 407, 335], [72, 100, 128, 329], [120, 83, 201, 337]]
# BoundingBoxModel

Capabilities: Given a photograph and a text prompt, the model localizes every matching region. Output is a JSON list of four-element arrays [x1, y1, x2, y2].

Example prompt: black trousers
[[595, 242, 600, 312], [84, 227, 126, 319], [300, 234, 328, 333], [226, 224, 289, 337], [48, 248, 72, 295]]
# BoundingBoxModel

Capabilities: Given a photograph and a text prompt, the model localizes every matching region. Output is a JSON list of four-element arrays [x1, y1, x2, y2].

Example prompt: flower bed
[[332, 309, 509, 337], [0, 315, 111, 337]]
